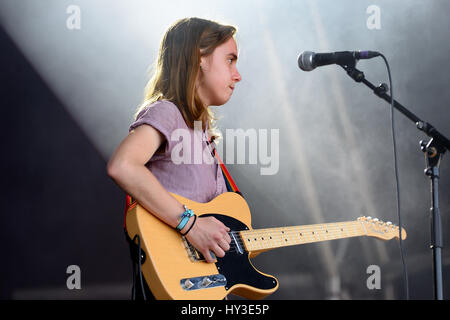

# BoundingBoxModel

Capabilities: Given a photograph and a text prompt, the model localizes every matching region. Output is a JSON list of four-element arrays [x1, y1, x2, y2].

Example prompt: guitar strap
[[206, 136, 243, 196]]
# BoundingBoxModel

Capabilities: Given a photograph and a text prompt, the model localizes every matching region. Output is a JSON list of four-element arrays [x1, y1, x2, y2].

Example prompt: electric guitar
[[125, 192, 407, 300]]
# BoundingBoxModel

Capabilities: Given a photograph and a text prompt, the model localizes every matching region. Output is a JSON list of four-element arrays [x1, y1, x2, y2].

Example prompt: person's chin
[[211, 97, 230, 107]]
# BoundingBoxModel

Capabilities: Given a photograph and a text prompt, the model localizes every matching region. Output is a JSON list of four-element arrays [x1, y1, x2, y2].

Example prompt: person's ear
[[199, 54, 211, 72]]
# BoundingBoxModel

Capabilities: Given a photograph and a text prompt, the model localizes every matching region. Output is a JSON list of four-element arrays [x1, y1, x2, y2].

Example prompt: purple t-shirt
[[129, 100, 227, 203]]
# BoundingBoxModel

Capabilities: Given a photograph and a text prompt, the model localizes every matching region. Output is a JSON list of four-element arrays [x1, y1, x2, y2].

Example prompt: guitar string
[[229, 225, 360, 252], [187, 222, 397, 255], [233, 222, 361, 246], [228, 222, 397, 253], [204, 223, 361, 254], [239, 221, 398, 241], [238, 223, 396, 242]]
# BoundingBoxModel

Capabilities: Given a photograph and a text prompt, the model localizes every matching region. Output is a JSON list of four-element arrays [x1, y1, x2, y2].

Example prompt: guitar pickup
[[197, 251, 216, 261]]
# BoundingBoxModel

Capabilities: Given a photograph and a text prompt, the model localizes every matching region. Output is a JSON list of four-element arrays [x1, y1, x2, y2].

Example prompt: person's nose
[[233, 67, 242, 83]]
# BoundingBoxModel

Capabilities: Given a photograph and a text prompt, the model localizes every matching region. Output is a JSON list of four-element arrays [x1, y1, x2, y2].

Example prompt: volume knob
[[183, 279, 195, 289]]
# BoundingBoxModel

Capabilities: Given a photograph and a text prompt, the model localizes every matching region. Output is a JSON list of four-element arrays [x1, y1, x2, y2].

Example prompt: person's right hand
[[184, 216, 232, 263]]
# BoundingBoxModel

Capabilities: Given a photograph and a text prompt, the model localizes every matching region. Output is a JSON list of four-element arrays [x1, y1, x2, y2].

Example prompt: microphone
[[298, 51, 380, 71]]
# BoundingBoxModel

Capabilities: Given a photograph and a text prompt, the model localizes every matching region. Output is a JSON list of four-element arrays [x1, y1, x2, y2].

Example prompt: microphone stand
[[339, 62, 449, 300]]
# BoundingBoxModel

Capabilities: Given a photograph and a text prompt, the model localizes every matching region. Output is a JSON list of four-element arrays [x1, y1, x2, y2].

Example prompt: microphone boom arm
[[340, 64, 450, 151]]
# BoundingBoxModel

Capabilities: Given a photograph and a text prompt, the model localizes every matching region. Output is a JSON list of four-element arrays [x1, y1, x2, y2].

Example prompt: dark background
[[1, 25, 129, 298]]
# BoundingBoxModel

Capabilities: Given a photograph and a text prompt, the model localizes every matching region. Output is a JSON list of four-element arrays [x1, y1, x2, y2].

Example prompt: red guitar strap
[[206, 136, 242, 196]]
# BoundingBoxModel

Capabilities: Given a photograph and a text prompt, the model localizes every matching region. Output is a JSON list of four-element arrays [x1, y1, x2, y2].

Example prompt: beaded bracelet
[[176, 205, 194, 231]]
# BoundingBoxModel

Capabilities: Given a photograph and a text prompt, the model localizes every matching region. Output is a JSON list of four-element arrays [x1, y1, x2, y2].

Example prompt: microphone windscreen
[[298, 51, 315, 71]]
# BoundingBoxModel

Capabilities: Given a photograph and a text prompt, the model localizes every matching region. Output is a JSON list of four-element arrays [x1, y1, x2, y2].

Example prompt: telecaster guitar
[[125, 192, 406, 300]]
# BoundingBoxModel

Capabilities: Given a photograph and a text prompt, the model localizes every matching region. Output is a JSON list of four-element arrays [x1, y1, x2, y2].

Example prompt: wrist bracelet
[[176, 205, 194, 231], [181, 214, 197, 236]]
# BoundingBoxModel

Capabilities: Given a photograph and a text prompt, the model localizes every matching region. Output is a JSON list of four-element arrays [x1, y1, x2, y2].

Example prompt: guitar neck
[[240, 221, 365, 252]]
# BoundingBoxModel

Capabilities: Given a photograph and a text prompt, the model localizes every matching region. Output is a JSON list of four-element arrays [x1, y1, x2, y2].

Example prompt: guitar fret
[[241, 221, 366, 252]]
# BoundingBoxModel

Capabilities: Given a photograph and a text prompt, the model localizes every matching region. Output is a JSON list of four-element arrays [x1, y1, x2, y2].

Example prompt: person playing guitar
[[107, 17, 242, 300]]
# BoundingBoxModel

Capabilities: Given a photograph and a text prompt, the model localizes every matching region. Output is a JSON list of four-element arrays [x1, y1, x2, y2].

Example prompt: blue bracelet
[[176, 205, 194, 231]]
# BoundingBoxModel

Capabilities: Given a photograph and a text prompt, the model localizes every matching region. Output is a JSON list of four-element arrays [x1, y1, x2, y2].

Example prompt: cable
[[131, 254, 137, 300], [129, 234, 147, 300], [135, 235, 147, 300], [379, 53, 410, 300]]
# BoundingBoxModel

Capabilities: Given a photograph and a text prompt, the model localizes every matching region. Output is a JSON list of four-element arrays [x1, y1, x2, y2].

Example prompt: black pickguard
[[200, 213, 278, 292]]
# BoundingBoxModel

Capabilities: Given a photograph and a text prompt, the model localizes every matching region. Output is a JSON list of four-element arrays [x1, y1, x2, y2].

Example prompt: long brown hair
[[135, 17, 237, 141]]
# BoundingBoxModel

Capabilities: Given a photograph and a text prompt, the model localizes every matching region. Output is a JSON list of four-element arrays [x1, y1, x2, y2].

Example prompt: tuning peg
[[367, 216, 372, 220], [386, 221, 392, 226], [373, 218, 379, 222]]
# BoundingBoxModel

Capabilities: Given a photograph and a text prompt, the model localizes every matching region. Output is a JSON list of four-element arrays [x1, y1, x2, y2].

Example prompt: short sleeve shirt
[[129, 100, 228, 203]]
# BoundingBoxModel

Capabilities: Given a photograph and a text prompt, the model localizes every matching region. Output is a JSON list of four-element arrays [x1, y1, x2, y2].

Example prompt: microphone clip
[[340, 64, 365, 82]]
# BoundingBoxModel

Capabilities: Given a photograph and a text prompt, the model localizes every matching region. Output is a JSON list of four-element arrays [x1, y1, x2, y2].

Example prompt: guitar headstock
[[358, 216, 407, 241]]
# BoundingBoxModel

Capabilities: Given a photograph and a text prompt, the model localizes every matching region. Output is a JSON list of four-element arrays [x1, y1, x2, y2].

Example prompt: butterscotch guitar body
[[125, 192, 279, 300]]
